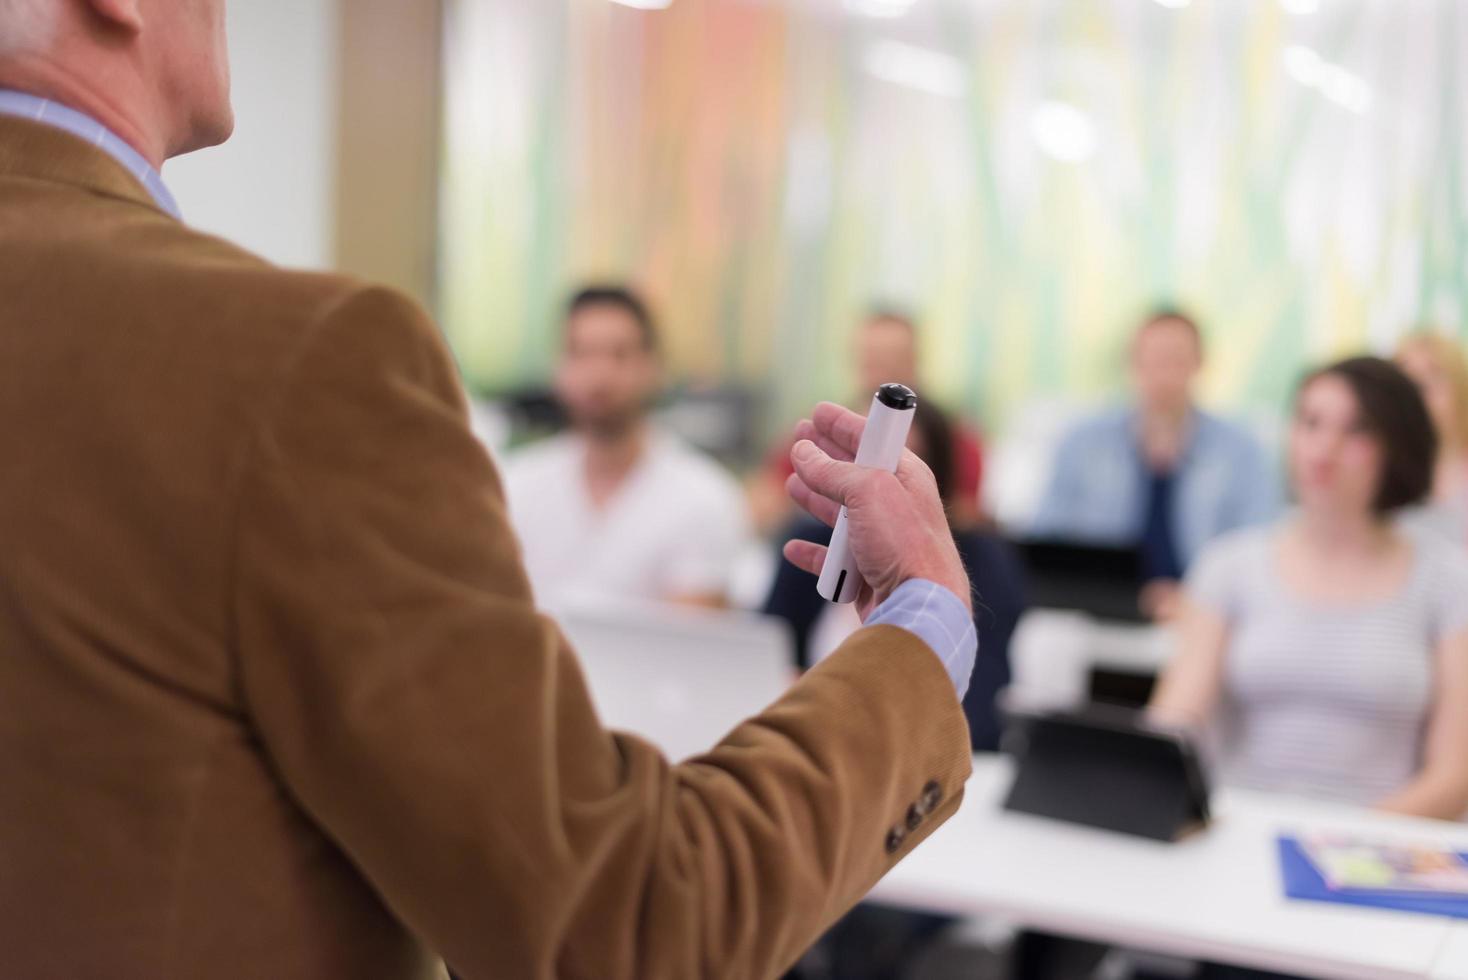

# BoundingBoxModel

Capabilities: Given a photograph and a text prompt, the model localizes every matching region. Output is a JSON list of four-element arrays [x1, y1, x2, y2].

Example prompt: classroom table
[[871, 755, 1468, 980], [1430, 925, 1468, 979]]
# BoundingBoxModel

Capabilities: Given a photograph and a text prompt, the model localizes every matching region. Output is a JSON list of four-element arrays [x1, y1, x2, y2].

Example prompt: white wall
[[164, 0, 339, 270]]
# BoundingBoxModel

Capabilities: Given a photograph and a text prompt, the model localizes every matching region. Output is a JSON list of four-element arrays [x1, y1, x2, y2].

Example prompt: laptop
[[554, 600, 796, 761], [1015, 538, 1148, 624]]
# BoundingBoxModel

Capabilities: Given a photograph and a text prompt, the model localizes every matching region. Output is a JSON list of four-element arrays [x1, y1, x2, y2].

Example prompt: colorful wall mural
[[439, 0, 1468, 438]]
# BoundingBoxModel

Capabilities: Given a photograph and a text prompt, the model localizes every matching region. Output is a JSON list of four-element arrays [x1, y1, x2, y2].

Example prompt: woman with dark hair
[[1151, 357, 1468, 818]]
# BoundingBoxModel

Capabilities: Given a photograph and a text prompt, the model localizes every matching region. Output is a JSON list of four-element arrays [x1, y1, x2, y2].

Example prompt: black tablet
[[1001, 704, 1212, 842]]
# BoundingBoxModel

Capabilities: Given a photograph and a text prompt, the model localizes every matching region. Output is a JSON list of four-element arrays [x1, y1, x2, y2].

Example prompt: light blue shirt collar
[[0, 88, 181, 220]]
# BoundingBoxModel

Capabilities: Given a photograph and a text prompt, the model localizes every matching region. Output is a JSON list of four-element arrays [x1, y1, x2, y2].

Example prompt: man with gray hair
[[0, 3, 978, 978]]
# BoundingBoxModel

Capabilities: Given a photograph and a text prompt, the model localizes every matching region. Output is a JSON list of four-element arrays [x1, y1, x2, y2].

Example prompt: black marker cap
[[876, 383, 918, 411]]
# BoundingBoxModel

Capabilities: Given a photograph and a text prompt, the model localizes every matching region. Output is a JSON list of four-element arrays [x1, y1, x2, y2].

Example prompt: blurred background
[[175, 0, 1467, 447], [155, 4, 1468, 978], [440, 0, 1467, 438]]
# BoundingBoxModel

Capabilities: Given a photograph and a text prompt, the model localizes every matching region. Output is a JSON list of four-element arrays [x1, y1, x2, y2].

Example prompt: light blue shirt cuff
[[866, 579, 976, 700]]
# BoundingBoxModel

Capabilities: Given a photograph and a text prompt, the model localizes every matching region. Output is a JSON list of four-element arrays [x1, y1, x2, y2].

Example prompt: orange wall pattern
[[440, 0, 1468, 436]]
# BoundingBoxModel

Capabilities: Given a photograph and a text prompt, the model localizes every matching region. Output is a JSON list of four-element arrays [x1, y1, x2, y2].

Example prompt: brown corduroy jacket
[[0, 115, 972, 980]]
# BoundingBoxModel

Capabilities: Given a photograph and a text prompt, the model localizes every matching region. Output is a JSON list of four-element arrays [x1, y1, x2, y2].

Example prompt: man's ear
[[83, 0, 144, 34]]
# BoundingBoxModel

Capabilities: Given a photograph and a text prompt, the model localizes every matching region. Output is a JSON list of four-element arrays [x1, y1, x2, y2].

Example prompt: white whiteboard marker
[[816, 383, 918, 604]]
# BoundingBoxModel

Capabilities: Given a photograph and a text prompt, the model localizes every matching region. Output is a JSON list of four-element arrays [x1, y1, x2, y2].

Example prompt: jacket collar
[[0, 114, 170, 218]]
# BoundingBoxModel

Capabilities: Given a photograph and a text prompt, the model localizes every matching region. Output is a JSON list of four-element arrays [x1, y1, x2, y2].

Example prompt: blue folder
[[1278, 835, 1468, 920]]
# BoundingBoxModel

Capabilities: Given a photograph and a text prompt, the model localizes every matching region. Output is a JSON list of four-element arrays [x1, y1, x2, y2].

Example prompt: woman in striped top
[[1151, 357, 1468, 819]]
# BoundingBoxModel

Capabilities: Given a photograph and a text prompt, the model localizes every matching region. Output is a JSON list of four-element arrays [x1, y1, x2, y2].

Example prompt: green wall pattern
[[439, 0, 1468, 437]]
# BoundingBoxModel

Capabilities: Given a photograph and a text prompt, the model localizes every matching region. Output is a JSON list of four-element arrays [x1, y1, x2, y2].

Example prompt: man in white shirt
[[503, 286, 751, 608]]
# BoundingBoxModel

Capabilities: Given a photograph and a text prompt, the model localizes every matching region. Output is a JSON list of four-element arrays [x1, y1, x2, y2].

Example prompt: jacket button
[[885, 825, 907, 854], [906, 803, 923, 832], [919, 780, 943, 815]]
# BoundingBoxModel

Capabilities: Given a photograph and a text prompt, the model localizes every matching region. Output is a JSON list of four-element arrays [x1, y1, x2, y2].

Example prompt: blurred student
[[752, 310, 986, 530], [763, 399, 1023, 753], [1031, 310, 1277, 619], [1151, 358, 1468, 818], [1396, 332, 1468, 547], [502, 286, 751, 608]]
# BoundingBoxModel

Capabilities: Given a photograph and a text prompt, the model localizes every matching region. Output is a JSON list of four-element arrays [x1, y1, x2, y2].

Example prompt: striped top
[[1189, 524, 1468, 805]]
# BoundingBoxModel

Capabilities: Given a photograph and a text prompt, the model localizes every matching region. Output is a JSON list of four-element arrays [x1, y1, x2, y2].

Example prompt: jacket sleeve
[[231, 286, 974, 980]]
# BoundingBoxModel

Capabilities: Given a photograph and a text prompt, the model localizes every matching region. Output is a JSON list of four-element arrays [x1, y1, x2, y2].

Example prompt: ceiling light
[[1318, 65, 1372, 113], [845, 0, 917, 17], [1280, 0, 1321, 13], [863, 40, 966, 98], [1030, 101, 1098, 163], [607, 0, 673, 9], [1283, 45, 1324, 86], [1153, 0, 1192, 8], [1283, 45, 1371, 114]]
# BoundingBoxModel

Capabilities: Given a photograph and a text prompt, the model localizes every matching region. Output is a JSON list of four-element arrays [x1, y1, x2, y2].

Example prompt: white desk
[[871, 756, 1468, 980], [1009, 611, 1172, 709], [1431, 926, 1468, 979], [555, 599, 794, 761], [1089, 620, 1174, 674]]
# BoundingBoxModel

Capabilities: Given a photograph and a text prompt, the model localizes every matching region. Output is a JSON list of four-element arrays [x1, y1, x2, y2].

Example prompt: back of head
[[0, 0, 234, 163]]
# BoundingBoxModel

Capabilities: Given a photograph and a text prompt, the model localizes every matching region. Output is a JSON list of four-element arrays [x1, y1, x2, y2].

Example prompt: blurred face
[[1130, 318, 1202, 415], [555, 304, 660, 440], [147, 0, 233, 155], [1398, 345, 1460, 448], [856, 318, 918, 393], [1289, 374, 1384, 519]]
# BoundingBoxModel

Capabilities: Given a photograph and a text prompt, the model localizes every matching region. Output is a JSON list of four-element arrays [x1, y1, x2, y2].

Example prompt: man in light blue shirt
[[1031, 310, 1278, 616]]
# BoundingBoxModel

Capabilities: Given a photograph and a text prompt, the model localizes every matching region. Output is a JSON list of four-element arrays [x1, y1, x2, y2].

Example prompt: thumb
[[782, 538, 828, 578], [790, 440, 864, 507]]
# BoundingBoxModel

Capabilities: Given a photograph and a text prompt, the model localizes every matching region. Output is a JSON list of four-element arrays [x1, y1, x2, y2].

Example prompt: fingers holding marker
[[811, 402, 867, 458], [782, 538, 828, 577], [789, 440, 865, 507], [894, 448, 940, 494], [786, 472, 841, 528], [792, 418, 857, 465]]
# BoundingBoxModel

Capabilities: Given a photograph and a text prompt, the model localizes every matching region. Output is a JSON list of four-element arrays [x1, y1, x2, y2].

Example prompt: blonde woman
[[1152, 358, 1468, 819], [1397, 332, 1468, 546]]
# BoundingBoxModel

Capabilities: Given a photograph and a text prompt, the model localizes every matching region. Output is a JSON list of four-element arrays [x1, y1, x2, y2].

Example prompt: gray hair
[[0, 0, 59, 57]]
